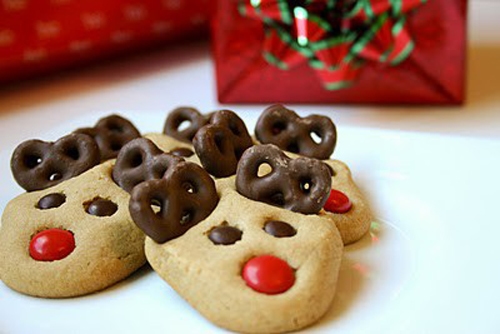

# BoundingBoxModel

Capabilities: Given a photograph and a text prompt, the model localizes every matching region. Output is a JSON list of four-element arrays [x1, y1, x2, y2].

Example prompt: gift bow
[[239, 0, 427, 90]]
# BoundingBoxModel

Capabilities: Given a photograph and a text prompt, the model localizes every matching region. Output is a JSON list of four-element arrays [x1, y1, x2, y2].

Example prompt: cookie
[[130, 163, 343, 333], [0, 161, 146, 298]]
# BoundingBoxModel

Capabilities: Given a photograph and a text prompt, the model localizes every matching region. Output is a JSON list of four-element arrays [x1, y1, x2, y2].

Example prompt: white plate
[[1, 111, 499, 333]]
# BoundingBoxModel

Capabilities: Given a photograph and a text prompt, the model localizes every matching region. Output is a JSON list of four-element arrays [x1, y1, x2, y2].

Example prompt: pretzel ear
[[74, 114, 141, 161], [236, 144, 331, 214], [113, 138, 184, 193], [255, 104, 336, 159], [163, 107, 209, 143], [129, 161, 218, 243], [11, 133, 100, 191], [193, 110, 253, 178]]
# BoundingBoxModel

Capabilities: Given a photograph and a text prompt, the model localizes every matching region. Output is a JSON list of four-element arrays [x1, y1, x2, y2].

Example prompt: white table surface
[[1, 1, 500, 334]]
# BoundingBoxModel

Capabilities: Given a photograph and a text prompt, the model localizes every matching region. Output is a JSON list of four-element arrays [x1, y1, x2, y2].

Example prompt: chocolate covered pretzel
[[113, 138, 185, 193], [74, 114, 141, 161], [163, 107, 209, 143], [129, 161, 218, 243], [255, 104, 337, 159], [193, 110, 253, 178], [10, 133, 100, 191], [236, 144, 331, 214]]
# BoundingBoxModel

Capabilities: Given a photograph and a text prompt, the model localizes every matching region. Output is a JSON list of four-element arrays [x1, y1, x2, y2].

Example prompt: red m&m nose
[[324, 189, 352, 214], [242, 255, 295, 294], [29, 228, 75, 261]]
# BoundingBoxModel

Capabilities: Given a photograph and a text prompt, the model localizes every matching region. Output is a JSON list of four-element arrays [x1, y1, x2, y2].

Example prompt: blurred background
[[0, 0, 498, 149]]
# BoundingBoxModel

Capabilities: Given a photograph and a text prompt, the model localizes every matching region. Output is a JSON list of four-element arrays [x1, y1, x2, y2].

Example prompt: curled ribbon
[[239, 0, 427, 90]]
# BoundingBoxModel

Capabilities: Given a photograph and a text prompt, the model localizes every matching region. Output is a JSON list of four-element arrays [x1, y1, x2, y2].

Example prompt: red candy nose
[[29, 228, 75, 261], [324, 189, 352, 214], [242, 255, 295, 294]]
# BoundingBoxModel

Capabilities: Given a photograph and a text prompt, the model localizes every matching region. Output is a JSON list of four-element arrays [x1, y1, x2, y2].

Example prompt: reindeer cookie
[[0, 160, 146, 298], [148, 106, 372, 244], [129, 144, 343, 333], [1, 115, 144, 298]]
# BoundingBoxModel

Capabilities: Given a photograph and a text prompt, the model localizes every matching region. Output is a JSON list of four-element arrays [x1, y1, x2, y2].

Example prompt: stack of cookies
[[0, 105, 372, 333]]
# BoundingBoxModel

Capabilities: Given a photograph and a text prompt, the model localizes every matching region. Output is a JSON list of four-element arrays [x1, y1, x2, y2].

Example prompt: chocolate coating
[[193, 110, 253, 178], [236, 144, 332, 214], [163, 107, 209, 143], [11, 133, 100, 191], [129, 161, 219, 243], [208, 225, 242, 245], [75, 114, 141, 161], [85, 198, 118, 217], [264, 220, 296, 238], [255, 104, 337, 159], [37, 193, 66, 209], [169, 147, 194, 158], [113, 138, 185, 193]]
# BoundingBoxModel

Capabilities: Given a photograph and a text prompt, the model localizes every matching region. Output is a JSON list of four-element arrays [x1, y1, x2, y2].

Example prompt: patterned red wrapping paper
[[212, 0, 467, 104], [0, 0, 212, 84]]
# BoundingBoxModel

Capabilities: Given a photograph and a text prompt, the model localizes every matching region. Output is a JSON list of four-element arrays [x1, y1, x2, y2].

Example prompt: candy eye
[[263, 220, 296, 238], [208, 224, 242, 245], [84, 197, 118, 217], [37, 193, 66, 210]]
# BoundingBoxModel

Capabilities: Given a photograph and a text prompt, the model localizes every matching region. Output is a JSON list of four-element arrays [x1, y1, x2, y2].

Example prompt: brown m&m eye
[[37, 193, 66, 209], [84, 198, 118, 217], [208, 225, 242, 245], [263, 220, 296, 238]]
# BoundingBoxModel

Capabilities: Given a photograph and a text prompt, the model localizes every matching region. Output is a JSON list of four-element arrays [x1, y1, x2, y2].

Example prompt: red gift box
[[0, 0, 212, 84], [212, 0, 467, 104]]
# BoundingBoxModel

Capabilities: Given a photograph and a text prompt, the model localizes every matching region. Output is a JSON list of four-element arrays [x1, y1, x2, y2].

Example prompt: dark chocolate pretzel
[[74, 114, 141, 161], [11, 133, 100, 191], [112, 138, 185, 193], [193, 110, 253, 178], [129, 161, 219, 243], [236, 144, 331, 214], [163, 107, 209, 143], [255, 104, 337, 159]]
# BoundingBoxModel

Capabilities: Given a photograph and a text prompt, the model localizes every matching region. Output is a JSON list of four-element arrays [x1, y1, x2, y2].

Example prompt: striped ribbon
[[239, 0, 427, 90]]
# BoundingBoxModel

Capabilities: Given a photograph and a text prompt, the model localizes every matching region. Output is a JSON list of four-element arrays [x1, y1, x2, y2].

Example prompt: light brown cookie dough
[[0, 160, 146, 298], [144, 132, 200, 165], [145, 176, 343, 333]]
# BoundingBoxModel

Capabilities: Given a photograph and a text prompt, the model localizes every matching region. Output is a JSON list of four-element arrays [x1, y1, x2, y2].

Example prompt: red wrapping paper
[[212, 0, 467, 104], [0, 0, 212, 84]]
